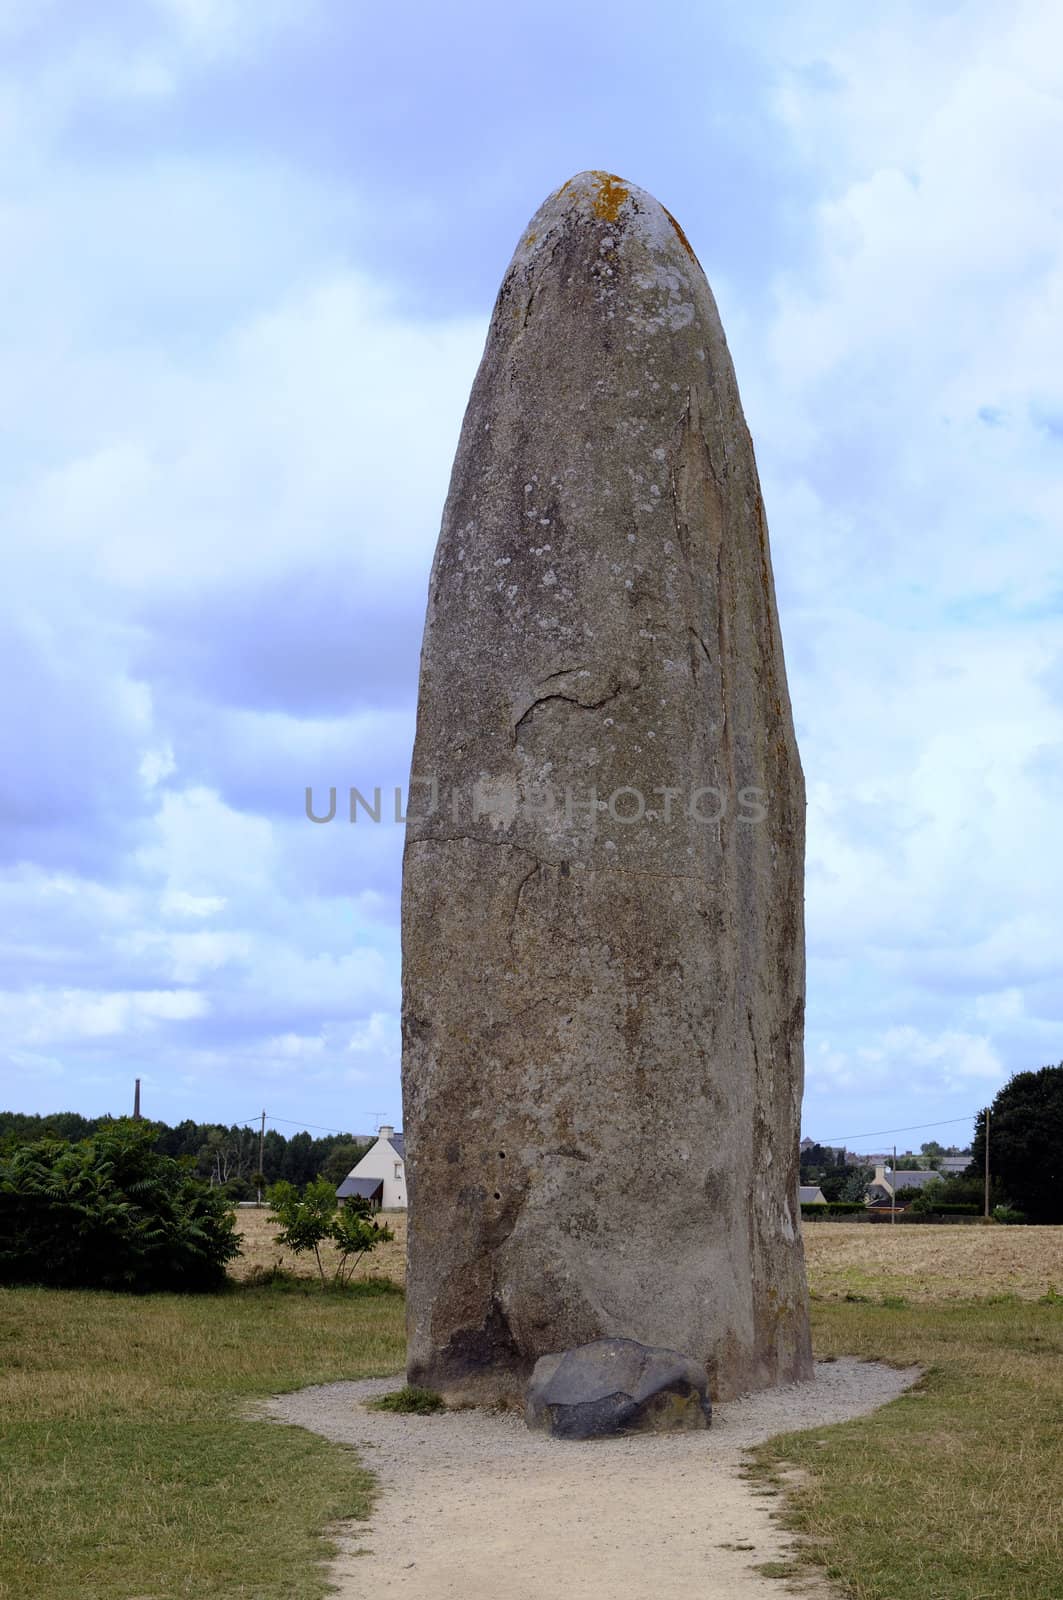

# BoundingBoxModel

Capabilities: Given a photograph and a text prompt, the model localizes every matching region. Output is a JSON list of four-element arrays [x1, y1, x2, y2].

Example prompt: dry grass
[[802, 1221, 1063, 1302], [0, 1280, 406, 1600], [230, 1205, 407, 1285], [233, 1207, 1063, 1305], [754, 1297, 1063, 1600], [8, 1208, 1061, 1600]]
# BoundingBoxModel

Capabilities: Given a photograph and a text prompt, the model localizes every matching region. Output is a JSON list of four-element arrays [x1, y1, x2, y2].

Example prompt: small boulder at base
[[525, 1337, 712, 1440]]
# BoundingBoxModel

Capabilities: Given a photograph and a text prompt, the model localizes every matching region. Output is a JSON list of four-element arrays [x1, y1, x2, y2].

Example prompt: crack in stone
[[512, 678, 639, 742], [689, 626, 712, 664], [509, 860, 541, 948]]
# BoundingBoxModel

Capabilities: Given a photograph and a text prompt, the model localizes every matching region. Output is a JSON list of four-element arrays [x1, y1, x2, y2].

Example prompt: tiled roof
[[337, 1175, 384, 1200]]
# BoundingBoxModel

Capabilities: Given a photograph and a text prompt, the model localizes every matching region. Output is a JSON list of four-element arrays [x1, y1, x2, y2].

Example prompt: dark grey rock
[[525, 1338, 712, 1439]]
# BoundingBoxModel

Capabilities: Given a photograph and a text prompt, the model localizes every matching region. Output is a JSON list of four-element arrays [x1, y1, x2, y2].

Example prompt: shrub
[[0, 1119, 240, 1291], [992, 1204, 1028, 1225], [801, 1201, 867, 1218], [267, 1179, 394, 1285]]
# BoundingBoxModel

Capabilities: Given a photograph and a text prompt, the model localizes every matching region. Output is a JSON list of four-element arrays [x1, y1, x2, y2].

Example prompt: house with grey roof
[[867, 1165, 943, 1205], [337, 1124, 406, 1209], [799, 1184, 827, 1205]]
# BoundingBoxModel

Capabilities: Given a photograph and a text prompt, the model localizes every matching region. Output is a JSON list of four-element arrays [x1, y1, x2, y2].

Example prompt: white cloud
[[973, 988, 1025, 1025], [264, 1031, 327, 1059], [742, 1, 1063, 1129], [347, 1011, 399, 1059], [807, 1024, 1003, 1097], [2, 0, 1060, 1138], [0, 986, 209, 1044]]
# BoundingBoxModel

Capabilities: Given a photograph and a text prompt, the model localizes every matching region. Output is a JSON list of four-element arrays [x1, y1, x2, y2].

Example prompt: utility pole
[[891, 1143, 897, 1225], [257, 1110, 266, 1206], [133, 1078, 141, 1121], [984, 1107, 991, 1220]]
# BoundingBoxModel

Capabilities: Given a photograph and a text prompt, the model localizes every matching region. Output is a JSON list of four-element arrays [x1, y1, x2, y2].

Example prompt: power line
[[818, 1114, 975, 1145], [234, 1112, 368, 1136]]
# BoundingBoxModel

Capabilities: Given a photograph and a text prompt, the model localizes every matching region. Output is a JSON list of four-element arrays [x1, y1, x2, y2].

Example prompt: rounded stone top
[[509, 169, 704, 278]]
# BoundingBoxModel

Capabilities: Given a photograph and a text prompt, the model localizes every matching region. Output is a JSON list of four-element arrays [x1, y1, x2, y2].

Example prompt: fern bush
[[0, 1118, 240, 1291]]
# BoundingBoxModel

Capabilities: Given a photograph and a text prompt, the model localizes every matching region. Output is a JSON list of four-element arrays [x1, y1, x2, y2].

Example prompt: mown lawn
[[754, 1294, 1063, 1600], [0, 1278, 406, 1600]]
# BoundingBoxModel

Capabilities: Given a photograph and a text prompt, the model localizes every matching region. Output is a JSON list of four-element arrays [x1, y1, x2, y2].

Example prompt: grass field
[[754, 1297, 1063, 1600], [0, 1278, 405, 1600], [802, 1220, 1063, 1302], [232, 1207, 1063, 1303], [3, 1217, 1062, 1600]]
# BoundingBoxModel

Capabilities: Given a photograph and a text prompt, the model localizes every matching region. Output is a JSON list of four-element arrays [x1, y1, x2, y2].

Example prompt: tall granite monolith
[[401, 171, 811, 1405]]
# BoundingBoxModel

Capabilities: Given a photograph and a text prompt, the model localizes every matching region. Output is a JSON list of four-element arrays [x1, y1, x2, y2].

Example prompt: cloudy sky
[[2, 0, 1060, 1156]]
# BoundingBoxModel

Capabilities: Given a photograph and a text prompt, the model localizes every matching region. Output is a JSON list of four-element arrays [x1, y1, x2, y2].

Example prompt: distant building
[[337, 1124, 406, 1209], [867, 1165, 942, 1203], [799, 1184, 827, 1205], [800, 1139, 848, 1160], [938, 1152, 973, 1176]]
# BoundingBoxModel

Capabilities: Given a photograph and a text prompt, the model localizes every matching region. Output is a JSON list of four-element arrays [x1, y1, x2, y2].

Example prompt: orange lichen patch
[[663, 206, 701, 265], [588, 170, 630, 222], [522, 230, 537, 249]]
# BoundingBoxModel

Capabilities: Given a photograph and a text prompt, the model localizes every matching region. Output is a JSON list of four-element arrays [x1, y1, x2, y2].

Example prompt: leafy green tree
[[267, 1178, 393, 1285], [839, 1165, 873, 1203], [319, 1140, 372, 1188], [818, 1167, 847, 1200], [909, 1179, 947, 1215], [0, 1119, 240, 1291], [280, 1131, 316, 1187], [261, 1128, 287, 1184], [971, 1065, 1063, 1224]]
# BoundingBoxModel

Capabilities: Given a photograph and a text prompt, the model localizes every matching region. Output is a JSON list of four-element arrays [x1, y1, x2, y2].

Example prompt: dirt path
[[264, 1358, 918, 1599]]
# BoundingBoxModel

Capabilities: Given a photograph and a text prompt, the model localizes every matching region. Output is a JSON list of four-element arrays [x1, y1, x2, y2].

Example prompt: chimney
[[378, 1124, 394, 1141]]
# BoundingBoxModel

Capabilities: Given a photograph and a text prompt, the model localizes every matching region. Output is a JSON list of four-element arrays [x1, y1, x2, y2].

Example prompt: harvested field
[[802, 1220, 1063, 1302], [233, 1208, 1063, 1303], [231, 1204, 407, 1284]]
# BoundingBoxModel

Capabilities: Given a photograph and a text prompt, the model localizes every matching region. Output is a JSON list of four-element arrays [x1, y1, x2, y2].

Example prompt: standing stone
[[401, 171, 811, 1406]]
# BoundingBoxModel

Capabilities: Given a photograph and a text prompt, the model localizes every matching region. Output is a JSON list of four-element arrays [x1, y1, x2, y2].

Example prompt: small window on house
[[394, 1162, 401, 1179]]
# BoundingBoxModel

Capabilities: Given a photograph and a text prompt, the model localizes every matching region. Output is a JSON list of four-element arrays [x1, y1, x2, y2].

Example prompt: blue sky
[[2, 0, 1061, 1157]]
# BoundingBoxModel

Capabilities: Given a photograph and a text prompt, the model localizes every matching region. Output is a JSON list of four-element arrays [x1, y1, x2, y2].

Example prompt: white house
[[867, 1165, 942, 1203], [337, 1125, 406, 1210]]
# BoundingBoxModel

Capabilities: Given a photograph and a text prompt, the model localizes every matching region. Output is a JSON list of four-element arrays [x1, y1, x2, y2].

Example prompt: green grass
[[0, 1278, 406, 1600], [6, 1244, 1063, 1600], [753, 1298, 1063, 1600], [368, 1384, 445, 1414]]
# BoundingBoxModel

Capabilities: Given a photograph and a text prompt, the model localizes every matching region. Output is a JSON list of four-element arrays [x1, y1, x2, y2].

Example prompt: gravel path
[[263, 1359, 919, 1600]]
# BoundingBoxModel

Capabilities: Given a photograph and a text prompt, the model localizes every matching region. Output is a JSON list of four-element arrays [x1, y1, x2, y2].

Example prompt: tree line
[[0, 1111, 370, 1199], [800, 1064, 1063, 1224]]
